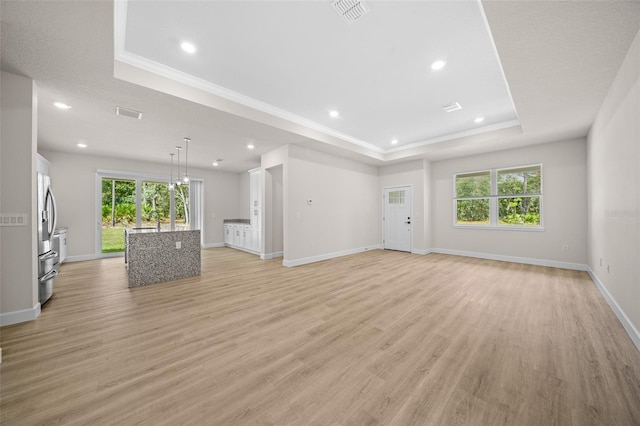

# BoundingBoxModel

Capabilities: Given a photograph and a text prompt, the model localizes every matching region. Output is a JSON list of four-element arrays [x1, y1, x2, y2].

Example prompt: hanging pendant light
[[175, 145, 182, 186], [168, 153, 175, 190], [183, 137, 190, 184]]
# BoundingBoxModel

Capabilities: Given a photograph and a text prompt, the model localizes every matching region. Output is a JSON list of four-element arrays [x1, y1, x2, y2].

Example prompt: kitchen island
[[125, 228, 201, 288]]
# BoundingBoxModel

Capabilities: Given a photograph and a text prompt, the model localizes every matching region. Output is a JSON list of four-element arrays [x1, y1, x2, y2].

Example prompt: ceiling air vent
[[331, 0, 370, 24], [442, 102, 462, 113], [116, 106, 142, 120]]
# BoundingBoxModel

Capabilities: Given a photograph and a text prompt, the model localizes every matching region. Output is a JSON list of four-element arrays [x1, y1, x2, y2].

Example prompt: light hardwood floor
[[1, 249, 639, 425]]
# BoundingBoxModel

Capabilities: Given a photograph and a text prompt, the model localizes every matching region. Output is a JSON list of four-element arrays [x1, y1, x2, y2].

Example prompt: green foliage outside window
[[456, 172, 490, 224], [497, 167, 541, 226], [455, 166, 542, 227]]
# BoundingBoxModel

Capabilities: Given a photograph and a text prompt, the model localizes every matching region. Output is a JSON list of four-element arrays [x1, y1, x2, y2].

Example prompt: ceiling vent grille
[[116, 106, 142, 120], [331, 0, 370, 24], [442, 102, 462, 113]]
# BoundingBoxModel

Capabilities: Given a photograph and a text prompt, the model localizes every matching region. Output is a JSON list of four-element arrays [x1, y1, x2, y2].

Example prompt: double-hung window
[[454, 164, 542, 229]]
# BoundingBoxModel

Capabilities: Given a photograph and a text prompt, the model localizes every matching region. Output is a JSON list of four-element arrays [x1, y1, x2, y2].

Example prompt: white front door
[[383, 186, 412, 252]]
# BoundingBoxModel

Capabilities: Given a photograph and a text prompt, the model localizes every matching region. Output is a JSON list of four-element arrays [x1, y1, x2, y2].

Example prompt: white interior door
[[383, 186, 412, 252]]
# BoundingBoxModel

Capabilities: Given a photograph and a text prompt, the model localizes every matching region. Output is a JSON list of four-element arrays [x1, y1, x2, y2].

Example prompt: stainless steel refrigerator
[[37, 172, 58, 304]]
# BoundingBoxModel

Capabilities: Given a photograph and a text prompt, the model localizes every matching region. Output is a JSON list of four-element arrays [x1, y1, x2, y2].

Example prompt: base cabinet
[[232, 224, 243, 247], [224, 222, 259, 254], [224, 224, 232, 245]]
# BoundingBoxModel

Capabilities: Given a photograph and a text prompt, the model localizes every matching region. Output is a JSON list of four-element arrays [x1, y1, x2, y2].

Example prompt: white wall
[[587, 30, 640, 348], [284, 145, 380, 265], [39, 149, 242, 258], [0, 72, 40, 324], [239, 170, 250, 219], [423, 159, 433, 249], [379, 160, 428, 253], [432, 138, 588, 267]]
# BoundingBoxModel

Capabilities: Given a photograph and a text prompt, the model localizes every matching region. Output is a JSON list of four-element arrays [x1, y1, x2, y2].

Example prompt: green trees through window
[[497, 167, 541, 226], [101, 177, 190, 253], [455, 165, 542, 227]]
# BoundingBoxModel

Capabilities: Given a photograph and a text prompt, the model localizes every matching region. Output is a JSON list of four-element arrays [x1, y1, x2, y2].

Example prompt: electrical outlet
[[176, 241, 182, 249]]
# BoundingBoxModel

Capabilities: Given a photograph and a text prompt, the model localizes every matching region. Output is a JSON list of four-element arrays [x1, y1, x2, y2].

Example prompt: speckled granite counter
[[125, 229, 201, 288]]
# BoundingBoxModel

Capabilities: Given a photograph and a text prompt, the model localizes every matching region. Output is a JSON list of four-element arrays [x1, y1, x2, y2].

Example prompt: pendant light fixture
[[175, 145, 182, 186], [182, 137, 190, 184], [168, 153, 175, 190]]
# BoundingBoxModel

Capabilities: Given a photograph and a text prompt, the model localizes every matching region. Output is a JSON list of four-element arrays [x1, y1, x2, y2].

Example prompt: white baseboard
[[0, 303, 41, 326], [203, 242, 225, 248], [283, 245, 382, 267], [587, 267, 640, 352], [261, 251, 283, 260], [65, 254, 98, 263], [411, 248, 433, 255], [431, 248, 588, 271]]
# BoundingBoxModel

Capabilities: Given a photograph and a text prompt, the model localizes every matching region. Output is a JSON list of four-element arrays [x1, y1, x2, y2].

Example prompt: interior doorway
[[383, 185, 412, 252], [263, 165, 284, 259]]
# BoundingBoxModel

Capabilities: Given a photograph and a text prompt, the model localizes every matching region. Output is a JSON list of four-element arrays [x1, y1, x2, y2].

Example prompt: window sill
[[453, 225, 545, 232]]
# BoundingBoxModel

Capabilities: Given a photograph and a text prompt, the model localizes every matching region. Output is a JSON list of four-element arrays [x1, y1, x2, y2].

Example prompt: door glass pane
[[174, 183, 189, 230], [101, 178, 135, 253], [141, 181, 170, 230]]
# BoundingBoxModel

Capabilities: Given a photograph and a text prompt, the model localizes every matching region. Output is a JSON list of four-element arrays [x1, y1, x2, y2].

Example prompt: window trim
[[453, 164, 544, 231]]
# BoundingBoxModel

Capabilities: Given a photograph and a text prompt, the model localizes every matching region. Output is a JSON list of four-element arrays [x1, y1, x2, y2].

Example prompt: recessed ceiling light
[[431, 60, 446, 71], [212, 162, 219, 167], [77, 143, 87, 148], [247, 144, 255, 150], [474, 117, 485, 123], [54, 102, 71, 109], [391, 139, 398, 145], [181, 42, 197, 54], [329, 110, 339, 118]]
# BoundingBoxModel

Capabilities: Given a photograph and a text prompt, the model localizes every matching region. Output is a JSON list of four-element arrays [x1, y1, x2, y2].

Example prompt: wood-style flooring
[[1, 249, 639, 425]]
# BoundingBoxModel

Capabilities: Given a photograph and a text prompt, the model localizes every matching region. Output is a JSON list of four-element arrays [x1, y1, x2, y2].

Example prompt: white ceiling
[[1, 1, 639, 173]]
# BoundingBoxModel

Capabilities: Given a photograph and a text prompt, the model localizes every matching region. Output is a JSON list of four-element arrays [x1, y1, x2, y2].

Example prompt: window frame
[[453, 164, 544, 231]]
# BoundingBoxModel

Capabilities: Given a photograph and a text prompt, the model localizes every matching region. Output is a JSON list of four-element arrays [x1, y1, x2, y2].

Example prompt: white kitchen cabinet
[[223, 169, 261, 255], [224, 224, 232, 246], [53, 228, 67, 264], [243, 224, 253, 251], [232, 224, 243, 248], [249, 168, 262, 253]]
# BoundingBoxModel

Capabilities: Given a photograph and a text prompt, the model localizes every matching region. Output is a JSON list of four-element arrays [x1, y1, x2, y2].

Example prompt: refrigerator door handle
[[50, 188, 57, 234], [39, 250, 58, 261], [45, 187, 57, 237], [39, 269, 59, 283]]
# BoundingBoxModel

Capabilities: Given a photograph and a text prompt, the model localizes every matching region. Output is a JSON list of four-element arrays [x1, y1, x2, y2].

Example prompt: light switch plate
[[0, 214, 27, 226]]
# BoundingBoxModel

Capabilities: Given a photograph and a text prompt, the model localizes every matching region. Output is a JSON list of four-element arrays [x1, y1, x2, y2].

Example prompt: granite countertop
[[223, 219, 250, 224]]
